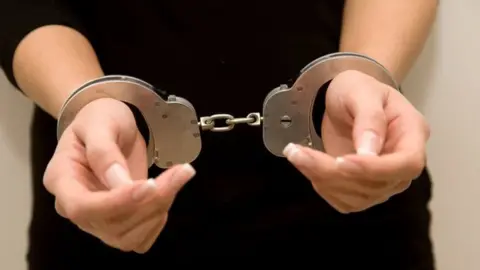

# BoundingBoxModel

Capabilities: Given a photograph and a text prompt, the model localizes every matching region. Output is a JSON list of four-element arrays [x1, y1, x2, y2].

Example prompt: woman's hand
[[283, 70, 430, 213], [43, 98, 195, 253]]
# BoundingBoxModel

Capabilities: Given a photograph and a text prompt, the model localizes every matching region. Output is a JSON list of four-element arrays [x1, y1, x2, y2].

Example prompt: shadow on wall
[[402, 21, 439, 111], [0, 73, 33, 164]]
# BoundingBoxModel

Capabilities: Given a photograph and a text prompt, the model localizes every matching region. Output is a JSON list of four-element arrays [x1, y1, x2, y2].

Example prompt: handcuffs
[[57, 52, 399, 169]]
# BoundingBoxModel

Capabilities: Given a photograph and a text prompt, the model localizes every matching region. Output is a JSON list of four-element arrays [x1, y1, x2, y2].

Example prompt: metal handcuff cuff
[[57, 52, 399, 169]]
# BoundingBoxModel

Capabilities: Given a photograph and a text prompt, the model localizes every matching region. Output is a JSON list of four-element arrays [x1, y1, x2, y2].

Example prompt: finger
[[103, 164, 193, 235], [76, 216, 163, 253], [45, 152, 141, 225], [81, 131, 132, 189], [154, 163, 196, 206], [283, 143, 338, 178], [321, 192, 356, 214], [46, 132, 106, 192], [111, 215, 166, 253], [53, 177, 159, 222], [127, 131, 149, 181], [283, 143, 375, 192], [283, 144, 361, 213], [134, 216, 168, 254], [389, 110, 429, 153], [283, 143, 371, 194], [347, 89, 388, 156], [337, 151, 426, 183], [335, 156, 394, 190], [368, 180, 412, 208], [73, 101, 137, 189]]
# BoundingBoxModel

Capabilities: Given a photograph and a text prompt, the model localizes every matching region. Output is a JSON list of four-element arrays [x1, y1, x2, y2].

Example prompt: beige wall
[[401, 2, 480, 269], [0, 1, 478, 269], [0, 73, 31, 269]]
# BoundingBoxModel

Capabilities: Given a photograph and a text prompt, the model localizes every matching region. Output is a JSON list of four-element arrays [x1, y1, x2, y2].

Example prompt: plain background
[[0, 1, 479, 269]]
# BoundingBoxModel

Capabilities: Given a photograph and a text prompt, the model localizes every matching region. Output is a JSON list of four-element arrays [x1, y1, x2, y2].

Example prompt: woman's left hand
[[283, 70, 430, 213]]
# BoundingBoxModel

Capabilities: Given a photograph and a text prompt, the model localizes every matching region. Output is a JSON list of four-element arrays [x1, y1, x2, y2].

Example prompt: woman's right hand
[[43, 98, 196, 253]]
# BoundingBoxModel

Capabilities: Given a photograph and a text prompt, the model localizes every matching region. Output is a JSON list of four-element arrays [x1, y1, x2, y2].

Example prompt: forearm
[[13, 25, 104, 118], [340, 0, 438, 83]]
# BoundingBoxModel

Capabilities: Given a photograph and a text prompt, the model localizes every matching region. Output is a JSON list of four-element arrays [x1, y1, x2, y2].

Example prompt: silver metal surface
[[57, 52, 399, 168], [262, 52, 399, 157], [57, 75, 201, 168], [199, 112, 262, 132]]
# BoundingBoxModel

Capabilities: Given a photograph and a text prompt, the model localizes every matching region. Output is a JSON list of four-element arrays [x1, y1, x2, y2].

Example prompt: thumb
[[350, 96, 388, 156], [155, 163, 196, 199], [87, 136, 132, 189]]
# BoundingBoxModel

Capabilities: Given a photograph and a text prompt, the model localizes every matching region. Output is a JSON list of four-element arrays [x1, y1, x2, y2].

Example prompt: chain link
[[199, 112, 262, 132]]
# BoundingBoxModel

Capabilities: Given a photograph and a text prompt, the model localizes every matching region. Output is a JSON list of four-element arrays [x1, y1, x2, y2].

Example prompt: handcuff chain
[[199, 112, 263, 132]]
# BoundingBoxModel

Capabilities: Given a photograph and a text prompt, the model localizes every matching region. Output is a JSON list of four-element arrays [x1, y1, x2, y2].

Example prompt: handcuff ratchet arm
[[56, 53, 399, 169], [261, 52, 399, 157], [56, 75, 202, 169]]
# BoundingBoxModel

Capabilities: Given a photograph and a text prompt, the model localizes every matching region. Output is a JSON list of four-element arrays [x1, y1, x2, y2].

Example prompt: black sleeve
[[0, 1, 86, 89]]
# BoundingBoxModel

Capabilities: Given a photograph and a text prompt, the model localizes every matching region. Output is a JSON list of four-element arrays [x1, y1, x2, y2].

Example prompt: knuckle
[[63, 202, 84, 221], [328, 199, 352, 214], [351, 194, 379, 213], [353, 197, 379, 212], [54, 200, 67, 218], [85, 144, 120, 174], [160, 214, 168, 226], [134, 247, 149, 254], [118, 244, 136, 253], [81, 224, 137, 253], [395, 180, 412, 194], [375, 197, 390, 206], [407, 154, 426, 179], [370, 109, 386, 122], [423, 121, 431, 139], [360, 177, 390, 190], [110, 237, 135, 252], [135, 239, 157, 254], [86, 143, 113, 162], [42, 174, 53, 194], [349, 206, 366, 213], [415, 111, 431, 139], [336, 207, 351, 214], [42, 159, 59, 193]]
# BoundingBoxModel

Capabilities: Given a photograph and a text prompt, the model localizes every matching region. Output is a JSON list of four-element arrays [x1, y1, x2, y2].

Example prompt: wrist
[[57, 75, 157, 144]]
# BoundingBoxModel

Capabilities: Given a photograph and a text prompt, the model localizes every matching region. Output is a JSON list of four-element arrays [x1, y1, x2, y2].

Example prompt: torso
[[28, 1, 434, 268]]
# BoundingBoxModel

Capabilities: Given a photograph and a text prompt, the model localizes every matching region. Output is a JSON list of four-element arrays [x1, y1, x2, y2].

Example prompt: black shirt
[[1, 1, 434, 269]]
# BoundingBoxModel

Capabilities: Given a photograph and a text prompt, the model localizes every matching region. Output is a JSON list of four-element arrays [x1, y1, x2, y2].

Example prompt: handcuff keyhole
[[280, 115, 292, 128]]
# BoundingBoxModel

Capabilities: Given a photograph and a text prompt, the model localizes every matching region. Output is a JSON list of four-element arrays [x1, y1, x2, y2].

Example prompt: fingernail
[[171, 164, 196, 185], [105, 163, 132, 189], [336, 157, 363, 173], [132, 179, 157, 201], [283, 143, 306, 164], [357, 130, 379, 156]]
